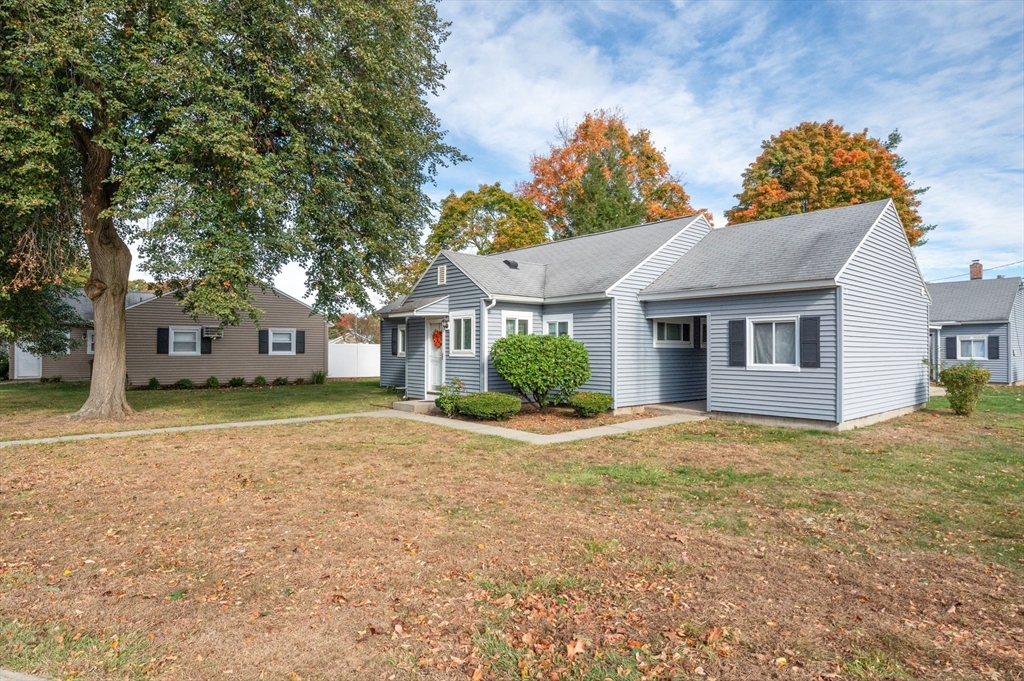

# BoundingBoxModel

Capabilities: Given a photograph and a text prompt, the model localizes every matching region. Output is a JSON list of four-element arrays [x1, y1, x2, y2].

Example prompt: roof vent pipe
[[503, 259, 518, 269]]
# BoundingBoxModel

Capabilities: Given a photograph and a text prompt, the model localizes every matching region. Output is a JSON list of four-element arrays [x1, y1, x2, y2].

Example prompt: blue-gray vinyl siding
[[485, 303, 543, 394], [405, 318, 426, 398], [1011, 287, 1024, 384], [646, 289, 838, 422], [611, 218, 712, 407], [837, 205, 930, 419], [542, 300, 613, 395], [938, 322, 1010, 384], [380, 318, 406, 388], [402, 254, 486, 397]]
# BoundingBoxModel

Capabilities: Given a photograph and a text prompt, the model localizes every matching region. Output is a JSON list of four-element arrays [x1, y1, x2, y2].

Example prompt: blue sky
[[164, 0, 1024, 302]]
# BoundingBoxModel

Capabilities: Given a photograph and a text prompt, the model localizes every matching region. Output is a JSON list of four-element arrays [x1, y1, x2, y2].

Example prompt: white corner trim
[[604, 214, 706, 295]]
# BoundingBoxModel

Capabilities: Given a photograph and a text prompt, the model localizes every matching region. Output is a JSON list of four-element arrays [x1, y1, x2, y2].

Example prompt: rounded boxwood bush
[[206, 375, 220, 388], [490, 334, 590, 409], [173, 378, 194, 390], [456, 392, 522, 421], [567, 391, 614, 418], [148, 377, 161, 390], [253, 375, 267, 388], [939, 363, 990, 416]]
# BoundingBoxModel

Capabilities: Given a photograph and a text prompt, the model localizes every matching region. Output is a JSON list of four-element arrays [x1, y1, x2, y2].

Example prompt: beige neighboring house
[[8, 286, 328, 386]]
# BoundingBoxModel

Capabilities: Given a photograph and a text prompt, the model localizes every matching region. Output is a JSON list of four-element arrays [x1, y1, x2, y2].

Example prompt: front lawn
[[0, 379, 392, 441], [0, 387, 1020, 680]]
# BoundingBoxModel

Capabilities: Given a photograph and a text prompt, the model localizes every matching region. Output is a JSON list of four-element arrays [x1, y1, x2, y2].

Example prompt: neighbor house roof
[[375, 295, 448, 317], [640, 200, 892, 299], [401, 215, 705, 304], [926, 276, 1022, 324]]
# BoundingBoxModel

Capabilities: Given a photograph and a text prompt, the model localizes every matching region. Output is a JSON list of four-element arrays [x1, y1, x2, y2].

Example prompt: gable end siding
[[405, 254, 486, 396], [610, 219, 712, 407], [837, 206, 929, 419]]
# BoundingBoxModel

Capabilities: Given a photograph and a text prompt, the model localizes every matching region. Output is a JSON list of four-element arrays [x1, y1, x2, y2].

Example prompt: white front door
[[427, 321, 444, 393], [14, 344, 42, 379]]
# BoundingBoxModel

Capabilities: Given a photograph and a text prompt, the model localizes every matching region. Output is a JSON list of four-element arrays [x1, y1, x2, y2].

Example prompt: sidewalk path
[[1, 410, 705, 449], [1, 670, 51, 681]]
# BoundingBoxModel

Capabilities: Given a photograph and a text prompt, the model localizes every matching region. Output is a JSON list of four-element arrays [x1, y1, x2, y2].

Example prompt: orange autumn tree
[[725, 121, 933, 245], [518, 110, 707, 238]]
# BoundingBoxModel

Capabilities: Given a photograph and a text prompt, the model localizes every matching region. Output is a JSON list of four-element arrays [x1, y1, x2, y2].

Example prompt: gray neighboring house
[[8, 286, 328, 385], [379, 199, 932, 429], [926, 267, 1024, 385]]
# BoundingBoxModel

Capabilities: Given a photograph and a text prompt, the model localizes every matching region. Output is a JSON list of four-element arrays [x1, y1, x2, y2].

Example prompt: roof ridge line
[[483, 213, 702, 257]]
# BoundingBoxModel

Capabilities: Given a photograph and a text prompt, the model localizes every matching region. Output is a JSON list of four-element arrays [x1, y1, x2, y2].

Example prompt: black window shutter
[[945, 336, 957, 360], [728, 320, 745, 367], [201, 336, 212, 355], [258, 329, 269, 354], [391, 328, 398, 356], [800, 316, 821, 368], [693, 318, 700, 350], [988, 335, 1000, 360], [296, 330, 305, 354], [157, 327, 169, 354]]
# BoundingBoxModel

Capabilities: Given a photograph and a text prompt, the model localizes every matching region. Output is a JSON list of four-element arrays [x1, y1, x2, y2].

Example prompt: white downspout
[[481, 298, 497, 392]]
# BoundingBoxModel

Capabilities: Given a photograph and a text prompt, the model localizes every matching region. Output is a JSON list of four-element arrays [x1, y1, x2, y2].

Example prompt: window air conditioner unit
[[202, 326, 223, 339]]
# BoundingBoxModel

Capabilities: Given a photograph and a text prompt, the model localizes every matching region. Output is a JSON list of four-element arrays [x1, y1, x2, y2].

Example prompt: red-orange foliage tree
[[518, 110, 706, 237], [725, 121, 932, 245]]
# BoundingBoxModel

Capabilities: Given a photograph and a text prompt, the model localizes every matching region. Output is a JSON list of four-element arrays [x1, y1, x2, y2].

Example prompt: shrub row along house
[[378, 199, 937, 430], [926, 265, 1024, 384], [8, 287, 328, 385]]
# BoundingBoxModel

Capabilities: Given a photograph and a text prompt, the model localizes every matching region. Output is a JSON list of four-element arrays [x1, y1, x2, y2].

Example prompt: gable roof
[[400, 215, 706, 303], [927, 277, 1022, 324], [64, 290, 156, 323], [641, 200, 893, 298]]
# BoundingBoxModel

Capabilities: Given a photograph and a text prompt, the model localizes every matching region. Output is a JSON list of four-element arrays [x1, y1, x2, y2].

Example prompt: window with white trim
[[86, 330, 95, 354], [748, 317, 798, 369], [701, 319, 707, 344], [269, 328, 296, 355], [169, 326, 201, 356], [543, 314, 573, 337], [502, 312, 531, 337], [436, 265, 447, 286], [957, 336, 986, 359], [449, 311, 475, 356], [653, 318, 692, 348], [397, 325, 407, 357]]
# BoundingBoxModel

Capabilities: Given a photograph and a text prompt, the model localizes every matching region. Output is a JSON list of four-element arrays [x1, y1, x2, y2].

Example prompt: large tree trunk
[[74, 143, 133, 420]]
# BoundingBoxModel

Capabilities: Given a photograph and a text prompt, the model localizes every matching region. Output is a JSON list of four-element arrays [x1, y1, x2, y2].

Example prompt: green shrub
[[228, 376, 245, 388], [293, 376, 306, 385], [206, 375, 220, 388], [272, 376, 288, 386], [490, 334, 590, 409], [148, 377, 161, 390], [39, 375, 62, 384], [434, 377, 466, 417], [253, 375, 267, 388], [568, 391, 614, 417], [311, 370, 327, 385], [173, 378, 194, 390], [456, 392, 522, 421], [939, 363, 990, 416]]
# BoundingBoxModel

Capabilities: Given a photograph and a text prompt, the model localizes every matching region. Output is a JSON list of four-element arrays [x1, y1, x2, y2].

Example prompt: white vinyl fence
[[328, 342, 380, 378]]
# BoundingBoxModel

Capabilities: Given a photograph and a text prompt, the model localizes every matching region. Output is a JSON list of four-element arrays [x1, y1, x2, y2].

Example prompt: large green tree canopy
[[0, 0, 461, 416]]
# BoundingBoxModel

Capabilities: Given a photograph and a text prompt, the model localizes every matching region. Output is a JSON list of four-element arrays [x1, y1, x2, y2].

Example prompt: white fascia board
[[638, 279, 836, 302], [541, 293, 612, 304], [490, 294, 545, 304], [603, 214, 706, 295]]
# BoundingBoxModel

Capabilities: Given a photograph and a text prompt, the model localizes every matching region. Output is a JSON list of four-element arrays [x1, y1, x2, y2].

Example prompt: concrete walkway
[[1, 670, 50, 681], [0, 409, 706, 449]]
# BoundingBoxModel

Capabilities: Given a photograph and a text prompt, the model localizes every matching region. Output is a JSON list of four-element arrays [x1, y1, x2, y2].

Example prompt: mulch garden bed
[[453, 403, 654, 434]]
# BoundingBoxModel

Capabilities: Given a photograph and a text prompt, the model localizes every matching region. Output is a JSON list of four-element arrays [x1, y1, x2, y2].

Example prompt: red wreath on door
[[432, 329, 443, 348]]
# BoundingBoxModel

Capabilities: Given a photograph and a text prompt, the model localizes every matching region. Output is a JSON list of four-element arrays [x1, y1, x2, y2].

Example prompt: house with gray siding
[[379, 199, 932, 430], [926, 269, 1023, 385], [8, 286, 328, 385]]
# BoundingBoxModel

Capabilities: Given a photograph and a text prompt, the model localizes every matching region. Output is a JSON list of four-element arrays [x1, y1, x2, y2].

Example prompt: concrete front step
[[645, 400, 708, 416], [391, 399, 440, 414]]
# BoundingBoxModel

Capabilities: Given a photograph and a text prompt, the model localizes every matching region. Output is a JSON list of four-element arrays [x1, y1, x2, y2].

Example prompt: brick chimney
[[970, 260, 983, 280]]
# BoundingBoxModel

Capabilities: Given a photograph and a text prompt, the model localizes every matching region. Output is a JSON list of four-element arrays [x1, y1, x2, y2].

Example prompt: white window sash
[[449, 311, 475, 356], [397, 326, 407, 357], [268, 328, 296, 355], [956, 336, 987, 360], [169, 326, 201, 356], [501, 311, 532, 337], [746, 316, 800, 371], [542, 314, 573, 337], [86, 330, 95, 354], [652, 317, 693, 348]]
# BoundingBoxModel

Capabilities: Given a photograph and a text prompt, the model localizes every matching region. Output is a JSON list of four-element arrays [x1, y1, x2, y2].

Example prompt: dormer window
[[437, 265, 447, 286]]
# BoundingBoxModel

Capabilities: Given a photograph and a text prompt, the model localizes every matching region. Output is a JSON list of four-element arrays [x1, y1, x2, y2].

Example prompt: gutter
[[639, 278, 837, 302]]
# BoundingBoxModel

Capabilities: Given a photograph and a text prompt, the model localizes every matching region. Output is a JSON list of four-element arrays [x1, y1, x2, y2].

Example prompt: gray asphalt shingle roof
[[376, 295, 447, 317], [64, 290, 155, 322], [927, 277, 1022, 323], [434, 215, 705, 299], [642, 200, 892, 296]]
